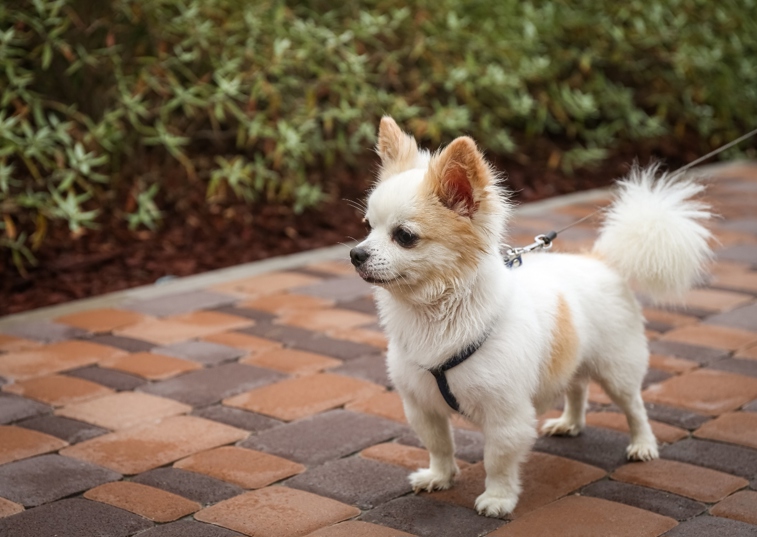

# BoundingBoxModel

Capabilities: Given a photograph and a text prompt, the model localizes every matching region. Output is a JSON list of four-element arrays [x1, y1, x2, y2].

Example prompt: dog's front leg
[[475, 409, 537, 518], [404, 398, 459, 493]]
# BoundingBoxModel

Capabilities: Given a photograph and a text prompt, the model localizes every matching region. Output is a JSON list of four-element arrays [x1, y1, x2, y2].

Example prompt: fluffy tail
[[593, 163, 713, 301]]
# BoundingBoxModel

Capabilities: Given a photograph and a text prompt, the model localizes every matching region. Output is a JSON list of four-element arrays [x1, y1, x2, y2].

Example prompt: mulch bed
[[1, 137, 705, 316]]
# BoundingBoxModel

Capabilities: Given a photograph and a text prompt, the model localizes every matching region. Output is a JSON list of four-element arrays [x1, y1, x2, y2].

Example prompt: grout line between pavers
[[1, 162, 747, 329]]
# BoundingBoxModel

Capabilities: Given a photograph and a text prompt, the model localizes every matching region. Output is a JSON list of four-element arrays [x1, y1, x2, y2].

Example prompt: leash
[[502, 127, 757, 268]]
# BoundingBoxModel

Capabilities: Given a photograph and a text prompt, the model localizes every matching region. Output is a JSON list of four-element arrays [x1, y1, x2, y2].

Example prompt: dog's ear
[[376, 116, 419, 178], [427, 136, 489, 217]]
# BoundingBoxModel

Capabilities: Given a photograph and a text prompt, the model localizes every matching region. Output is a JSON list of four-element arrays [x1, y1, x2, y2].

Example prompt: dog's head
[[350, 117, 512, 301]]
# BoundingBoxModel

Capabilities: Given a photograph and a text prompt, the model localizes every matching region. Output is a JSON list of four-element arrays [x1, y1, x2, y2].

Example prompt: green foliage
[[2, 0, 756, 271]]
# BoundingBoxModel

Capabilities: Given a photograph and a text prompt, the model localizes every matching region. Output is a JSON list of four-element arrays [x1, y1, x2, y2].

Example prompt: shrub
[[1, 0, 756, 272]]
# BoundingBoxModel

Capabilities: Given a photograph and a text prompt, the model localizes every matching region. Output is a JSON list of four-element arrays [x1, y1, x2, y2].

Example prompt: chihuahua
[[350, 117, 712, 517]]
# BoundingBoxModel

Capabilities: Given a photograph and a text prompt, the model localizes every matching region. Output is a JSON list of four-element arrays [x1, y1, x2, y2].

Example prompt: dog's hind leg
[[593, 353, 659, 461], [540, 377, 588, 437], [403, 399, 459, 493]]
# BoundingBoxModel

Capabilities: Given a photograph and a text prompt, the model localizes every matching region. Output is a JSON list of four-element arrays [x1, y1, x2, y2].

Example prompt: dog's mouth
[[357, 271, 402, 286]]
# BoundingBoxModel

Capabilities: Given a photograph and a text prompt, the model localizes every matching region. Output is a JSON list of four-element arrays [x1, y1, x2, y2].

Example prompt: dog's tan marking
[[547, 294, 579, 382]]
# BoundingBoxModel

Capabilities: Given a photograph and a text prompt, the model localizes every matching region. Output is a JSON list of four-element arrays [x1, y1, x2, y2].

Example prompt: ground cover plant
[[1, 0, 756, 312]]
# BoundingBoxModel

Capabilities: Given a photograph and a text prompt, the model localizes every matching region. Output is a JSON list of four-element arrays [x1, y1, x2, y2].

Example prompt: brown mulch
[[1, 138, 705, 316]]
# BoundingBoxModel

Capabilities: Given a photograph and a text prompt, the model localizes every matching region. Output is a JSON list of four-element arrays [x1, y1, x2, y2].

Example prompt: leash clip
[[503, 231, 557, 269]]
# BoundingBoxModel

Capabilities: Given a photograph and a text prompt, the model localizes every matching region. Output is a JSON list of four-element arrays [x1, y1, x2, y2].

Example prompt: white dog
[[350, 117, 712, 518]]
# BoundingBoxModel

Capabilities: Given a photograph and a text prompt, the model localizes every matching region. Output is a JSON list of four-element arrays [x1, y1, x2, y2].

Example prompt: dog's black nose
[[350, 247, 370, 267]]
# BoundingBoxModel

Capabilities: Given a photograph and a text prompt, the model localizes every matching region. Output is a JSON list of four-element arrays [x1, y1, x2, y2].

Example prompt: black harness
[[428, 332, 489, 413]]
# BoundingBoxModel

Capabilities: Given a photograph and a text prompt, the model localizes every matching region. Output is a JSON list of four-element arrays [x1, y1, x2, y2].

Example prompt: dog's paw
[[541, 417, 583, 437], [474, 490, 518, 518], [627, 440, 659, 462], [409, 468, 456, 493]]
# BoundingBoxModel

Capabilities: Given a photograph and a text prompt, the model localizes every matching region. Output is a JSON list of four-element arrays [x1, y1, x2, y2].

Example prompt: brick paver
[[101, 351, 202, 380], [1, 163, 757, 535], [195, 486, 360, 537], [0, 425, 67, 465], [3, 374, 114, 407], [612, 459, 748, 502], [174, 446, 304, 488], [61, 416, 247, 474], [84, 481, 200, 522], [693, 411, 757, 449], [711, 490, 757, 526], [487, 495, 677, 536], [55, 308, 148, 333], [223, 373, 384, 421]]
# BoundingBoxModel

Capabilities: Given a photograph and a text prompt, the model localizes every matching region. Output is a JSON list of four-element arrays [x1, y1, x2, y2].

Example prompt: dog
[[349, 117, 713, 518]]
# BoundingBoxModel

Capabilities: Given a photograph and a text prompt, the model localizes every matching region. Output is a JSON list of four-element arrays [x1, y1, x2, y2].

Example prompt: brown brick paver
[[56, 391, 191, 430], [100, 351, 201, 380], [195, 486, 360, 537], [0, 426, 68, 465], [711, 490, 757, 526], [223, 373, 384, 421], [585, 411, 688, 444], [305, 520, 416, 536], [84, 481, 200, 522], [276, 308, 376, 332], [429, 452, 605, 517], [240, 348, 341, 375], [55, 308, 148, 333], [488, 495, 678, 536], [174, 446, 304, 488], [661, 324, 757, 351], [2, 163, 757, 536], [0, 340, 125, 381], [693, 412, 757, 450], [0, 334, 41, 352], [115, 311, 253, 345], [360, 442, 470, 471], [2, 374, 114, 406], [612, 459, 748, 502], [0, 497, 24, 518], [643, 369, 757, 415], [61, 415, 246, 474]]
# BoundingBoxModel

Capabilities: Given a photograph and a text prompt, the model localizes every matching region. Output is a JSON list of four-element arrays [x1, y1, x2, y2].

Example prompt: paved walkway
[[1, 163, 757, 537]]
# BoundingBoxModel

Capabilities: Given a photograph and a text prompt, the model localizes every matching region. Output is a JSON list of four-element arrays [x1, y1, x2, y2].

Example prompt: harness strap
[[428, 331, 490, 414]]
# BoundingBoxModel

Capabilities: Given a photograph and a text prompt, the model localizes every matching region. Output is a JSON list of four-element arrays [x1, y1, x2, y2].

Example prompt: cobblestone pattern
[[1, 165, 757, 536]]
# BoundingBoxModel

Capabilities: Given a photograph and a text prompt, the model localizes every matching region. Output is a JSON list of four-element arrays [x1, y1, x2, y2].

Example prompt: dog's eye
[[393, 227, 418, 248], [363, 218, 371, 233]]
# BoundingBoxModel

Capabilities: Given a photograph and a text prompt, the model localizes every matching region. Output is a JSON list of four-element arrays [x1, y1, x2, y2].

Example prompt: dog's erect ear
[[427, 136, 489, 217], [376, 116, 419, 178]]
